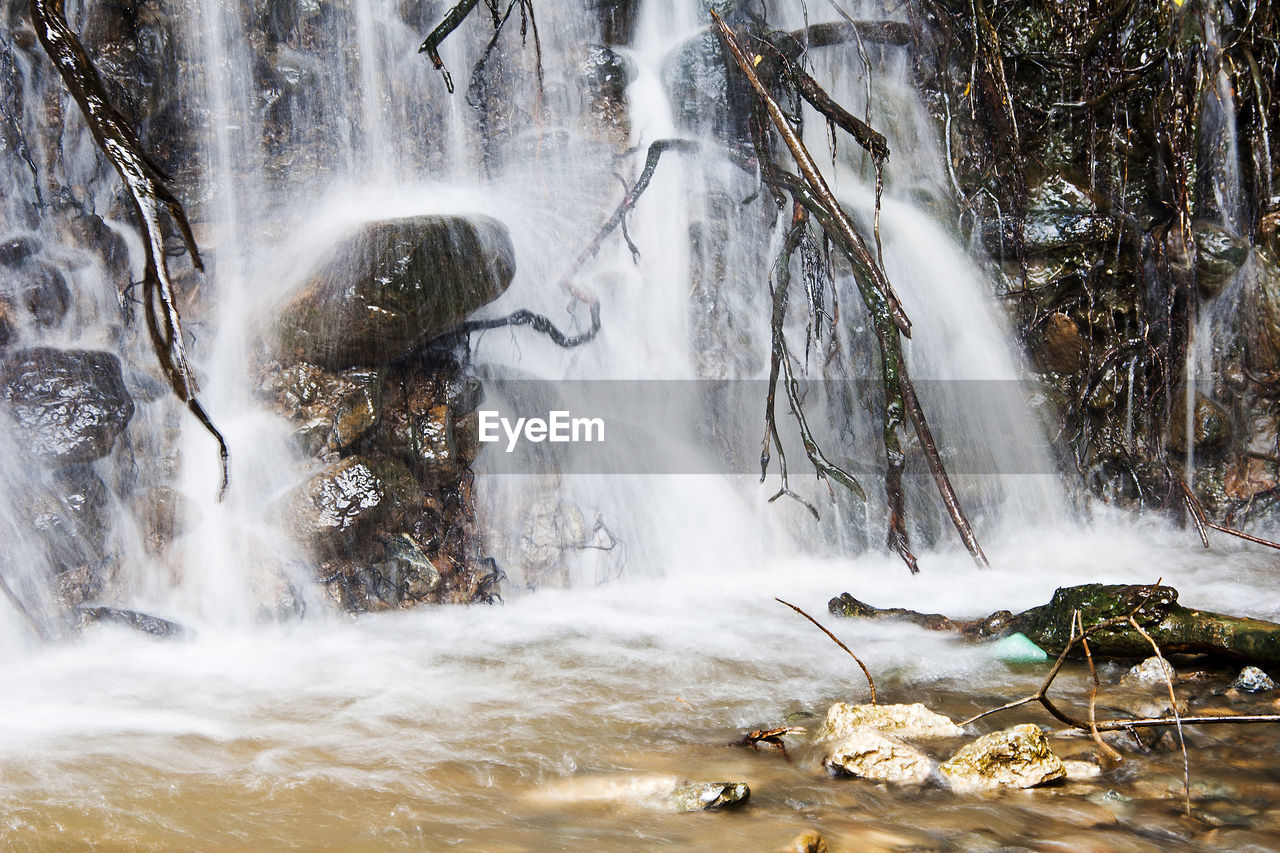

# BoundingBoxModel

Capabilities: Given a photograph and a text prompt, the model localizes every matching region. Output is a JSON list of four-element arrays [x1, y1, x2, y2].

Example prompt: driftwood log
[[830, 583, 1280, 665]]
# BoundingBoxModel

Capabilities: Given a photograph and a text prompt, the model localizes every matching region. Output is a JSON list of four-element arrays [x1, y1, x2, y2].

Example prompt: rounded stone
[[1, 347, 135, 465]]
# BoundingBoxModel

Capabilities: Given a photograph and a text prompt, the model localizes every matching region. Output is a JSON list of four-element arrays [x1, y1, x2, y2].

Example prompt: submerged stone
[[1120, 656, 1176, 688], [938, 724, 1065, 792], [1, 347, 134, 465], [821, 727, 933, 784], [817, 702, 965, 740], [1233, 665, 1276, 693], [668, 781, 750, 812], [524, 773, 748, 812], [274, 215, 515, 368]]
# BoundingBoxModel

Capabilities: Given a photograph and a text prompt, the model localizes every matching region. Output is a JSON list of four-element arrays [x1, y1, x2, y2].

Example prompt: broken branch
[[776, 597, 877, 704]]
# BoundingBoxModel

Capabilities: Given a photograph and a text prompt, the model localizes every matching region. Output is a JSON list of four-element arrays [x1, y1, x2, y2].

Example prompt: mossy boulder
[[939, 724, 1065, 792], [275, 215, 515, 369]]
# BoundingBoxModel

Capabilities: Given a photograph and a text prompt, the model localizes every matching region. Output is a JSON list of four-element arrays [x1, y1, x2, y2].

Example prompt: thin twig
[[776, 597, 877, 703], [1129, 613, 1190, 816]]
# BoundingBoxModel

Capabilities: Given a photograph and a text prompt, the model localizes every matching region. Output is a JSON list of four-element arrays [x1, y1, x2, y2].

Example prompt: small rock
[[938, 724, 1066, 792], [1120, 656, 1176, 688], [784, 832, 828, 853], [817, 702, 965, 740], [822, 727, 933, 784], [1034, 313, 1088, 372], [77, 606, 185, 638], [1233, 665, 1277, 693], [328, 378, 382, 451], [1061, 759, 1103, 780], [1166, 391, 1231, 453], [282, 456, 385, 552], [668, 781, 750, 812]]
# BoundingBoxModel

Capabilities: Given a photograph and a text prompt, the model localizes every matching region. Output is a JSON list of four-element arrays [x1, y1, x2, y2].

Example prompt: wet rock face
[[938, 724, 1065, 792], [27, 465, 112, 571], [262, 354, 498, 610], [275, 215, 516, 369], [590, 0, 639, 44], [1, 348, 135, 465], [376, 363, 481, 487], [1242, 253, 1280, 379], [1167, 391, 1231, 453], [1192, 222, 1248, 295], [283, 455, 386, 552]]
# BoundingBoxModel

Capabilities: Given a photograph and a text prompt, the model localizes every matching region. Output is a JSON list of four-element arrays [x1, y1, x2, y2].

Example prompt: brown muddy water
[[2, 519, 1279, 851]]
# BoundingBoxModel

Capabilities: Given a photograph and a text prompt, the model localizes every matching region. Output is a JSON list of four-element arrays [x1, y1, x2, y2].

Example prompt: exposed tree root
[[419, 0, 480, 93], [445, 303, 601, 348], [30, 0, 229, 499]]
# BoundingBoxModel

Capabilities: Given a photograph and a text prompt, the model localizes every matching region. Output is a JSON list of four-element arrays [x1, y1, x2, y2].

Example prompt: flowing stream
[[1, 0, 1279, 848]]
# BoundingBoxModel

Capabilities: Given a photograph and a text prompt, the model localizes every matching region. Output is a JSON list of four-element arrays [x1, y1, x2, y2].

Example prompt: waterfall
[[0, 0, 1069, 635]]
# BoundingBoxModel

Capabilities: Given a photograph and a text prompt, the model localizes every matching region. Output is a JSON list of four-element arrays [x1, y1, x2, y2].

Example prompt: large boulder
[[1, 347, 135, 465], [938, 724, 1065, 792], [275, 215, 515, 369]]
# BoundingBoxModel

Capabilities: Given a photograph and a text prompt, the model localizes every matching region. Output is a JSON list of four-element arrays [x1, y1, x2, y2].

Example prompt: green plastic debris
[[992, 632, 1049, 662]]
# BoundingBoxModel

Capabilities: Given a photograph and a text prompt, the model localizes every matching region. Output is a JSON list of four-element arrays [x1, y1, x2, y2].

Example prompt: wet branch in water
[[29, 0, 230, 499], [776, 597, 877, 704], [419, 0, 480, 93], [714, 11, 987, 570], [561, 138, 700, 282], [422, 0, 543, 95]]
